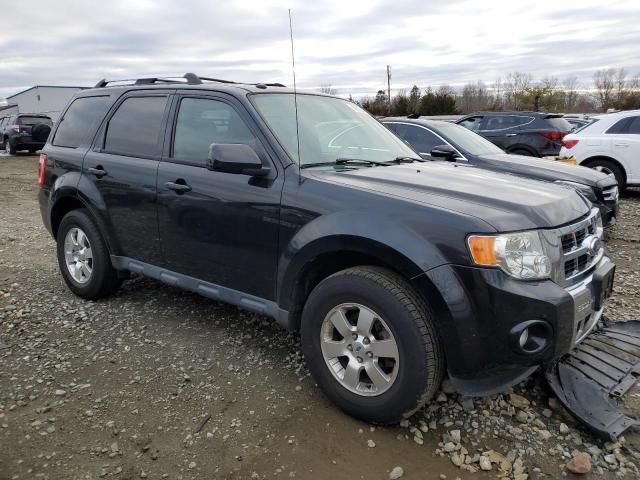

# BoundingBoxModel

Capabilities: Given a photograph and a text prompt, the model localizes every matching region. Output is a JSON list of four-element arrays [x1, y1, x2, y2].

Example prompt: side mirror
[[207, 143, 270, 177], [430, 144, 459, 161]]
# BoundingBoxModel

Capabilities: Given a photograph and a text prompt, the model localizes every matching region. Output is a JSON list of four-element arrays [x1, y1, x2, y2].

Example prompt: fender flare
[[276, 211, 448, 311]]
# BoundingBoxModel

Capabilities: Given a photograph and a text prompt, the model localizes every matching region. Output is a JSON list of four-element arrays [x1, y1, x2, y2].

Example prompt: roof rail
[[93, 73, 286, 89]]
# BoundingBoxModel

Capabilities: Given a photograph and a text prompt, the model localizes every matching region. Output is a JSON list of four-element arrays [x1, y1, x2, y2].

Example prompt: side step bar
[[545, 319, 640, 440]]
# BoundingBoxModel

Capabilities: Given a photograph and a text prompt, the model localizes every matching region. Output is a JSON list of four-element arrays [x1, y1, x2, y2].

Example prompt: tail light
[[38, 154, 48, 188], [563, 139, 579, 149], [541, 131, 566, 141], [11, 125, 20, 133]]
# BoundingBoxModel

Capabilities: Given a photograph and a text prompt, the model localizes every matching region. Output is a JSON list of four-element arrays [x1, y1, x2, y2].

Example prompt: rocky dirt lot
[[1, 153, 639, 480]]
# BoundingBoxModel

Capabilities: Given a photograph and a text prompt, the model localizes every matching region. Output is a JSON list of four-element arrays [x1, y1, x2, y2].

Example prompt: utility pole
[[386, 65, 392, 113]]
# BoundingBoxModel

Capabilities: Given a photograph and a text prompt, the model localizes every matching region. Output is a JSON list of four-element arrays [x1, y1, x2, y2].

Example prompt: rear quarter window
[[544, 117, 572, 132], [53, 96, 111, 148]]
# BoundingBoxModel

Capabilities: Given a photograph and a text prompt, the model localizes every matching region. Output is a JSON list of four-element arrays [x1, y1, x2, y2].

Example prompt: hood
[[476, 153, 617, 189], [312, 162, 590, 231]]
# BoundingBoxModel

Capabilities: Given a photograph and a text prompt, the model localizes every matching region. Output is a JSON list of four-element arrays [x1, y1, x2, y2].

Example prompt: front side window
[[251, 93, 416, 166], [54, 96, 110, 148], [104, 96, 168, 157], [173, 97, 260, 164], [394, 124, 444, 153], [458, 116, 482, 132]]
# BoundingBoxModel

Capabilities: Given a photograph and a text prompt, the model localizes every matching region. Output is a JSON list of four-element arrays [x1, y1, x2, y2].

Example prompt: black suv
[[38, 73, 615, 425], [382, 117, 619, 228], [1, 113, 53, 154], [456, 111, 573, 158]]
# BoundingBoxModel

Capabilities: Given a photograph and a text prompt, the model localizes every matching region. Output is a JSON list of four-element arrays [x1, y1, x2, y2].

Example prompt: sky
[[0, 0, 639, 100]]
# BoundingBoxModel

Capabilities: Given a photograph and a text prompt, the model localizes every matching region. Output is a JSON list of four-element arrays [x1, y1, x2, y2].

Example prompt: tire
[[29, 148, 37, 154], [510, 148, 536, 157], [5, 138, 16, 155], [300, 266, 443, 424], [587, 159, 625, 191], [56, 209, 121, 300]]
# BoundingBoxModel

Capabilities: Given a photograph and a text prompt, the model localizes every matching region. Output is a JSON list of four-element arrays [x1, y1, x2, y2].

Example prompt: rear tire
[[587, 159, 625, 191], [56, 209, 121, 300], [510, 148, 537, 157], [300, 266, 443, 424]]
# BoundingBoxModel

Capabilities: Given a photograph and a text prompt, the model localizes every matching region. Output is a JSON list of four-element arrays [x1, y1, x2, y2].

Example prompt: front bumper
[[420, 256, 615, 396]]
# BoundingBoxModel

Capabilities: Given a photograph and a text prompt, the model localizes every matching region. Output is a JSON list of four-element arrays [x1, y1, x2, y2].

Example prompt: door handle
[[614, 143, 629, 147], [505, 133, 517, 137], [165, 181, 192, 193], [88, 166, 107, 178]]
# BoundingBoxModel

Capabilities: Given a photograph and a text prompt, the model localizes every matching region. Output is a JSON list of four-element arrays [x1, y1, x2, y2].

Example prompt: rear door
[[156, 92, 282, 300], [83, 91, 173, 264], [607, 116, 640, 184], [479, 114, 534, 150]]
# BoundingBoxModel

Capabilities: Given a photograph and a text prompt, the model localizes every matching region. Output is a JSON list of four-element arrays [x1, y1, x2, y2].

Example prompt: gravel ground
[[1, 153, 639, 480]]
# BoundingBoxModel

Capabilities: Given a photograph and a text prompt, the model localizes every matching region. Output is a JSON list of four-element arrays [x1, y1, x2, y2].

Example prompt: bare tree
[[504, 72, 533, 110], [593, 69, 617, 111], [562, 76, 580, 112], [319, 83, 337, 95]]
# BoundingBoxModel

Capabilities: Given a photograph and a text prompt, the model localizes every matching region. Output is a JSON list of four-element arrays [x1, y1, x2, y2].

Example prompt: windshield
[[251, 93, 417, 166], [433, 122, 504, 156]]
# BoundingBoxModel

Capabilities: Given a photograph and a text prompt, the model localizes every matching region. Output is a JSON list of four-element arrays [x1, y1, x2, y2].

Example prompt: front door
[[156, 94, 283, 300], [83, 92, 172, 264]]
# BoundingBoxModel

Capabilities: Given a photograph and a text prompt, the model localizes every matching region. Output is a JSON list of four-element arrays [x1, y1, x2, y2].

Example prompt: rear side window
[[483, 115, 533, 130], [54, 96, 110, 148], [459, 116, 482, 132], [172, 97, 260, 164], [394, 124, 444, 153], [627, 116, 640, 134], [606, 118, 630, 134], [104, 96, 168, 157]]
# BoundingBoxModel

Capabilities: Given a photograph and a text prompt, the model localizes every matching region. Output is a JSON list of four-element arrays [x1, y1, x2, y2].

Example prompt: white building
[[0, 85, 86, 121]]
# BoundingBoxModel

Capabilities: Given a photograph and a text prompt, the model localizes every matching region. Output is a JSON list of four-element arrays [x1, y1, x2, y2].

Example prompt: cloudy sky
[[1, 0, 639, 99]]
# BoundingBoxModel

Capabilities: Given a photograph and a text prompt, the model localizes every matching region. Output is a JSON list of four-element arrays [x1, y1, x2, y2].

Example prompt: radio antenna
[[288, 9, 302, 179]]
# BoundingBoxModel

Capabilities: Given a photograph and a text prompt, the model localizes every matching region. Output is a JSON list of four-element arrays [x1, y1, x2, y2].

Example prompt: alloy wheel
[[320, 303, 399, 396], [63, 227, 93, 284]]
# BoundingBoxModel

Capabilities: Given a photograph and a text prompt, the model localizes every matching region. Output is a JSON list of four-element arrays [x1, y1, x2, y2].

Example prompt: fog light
[[519, 329, 529, 348]]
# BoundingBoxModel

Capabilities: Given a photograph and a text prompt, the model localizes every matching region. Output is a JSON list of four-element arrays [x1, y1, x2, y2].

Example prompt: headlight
[[468, 231, 552, 280], [554, 181, 597, 202]]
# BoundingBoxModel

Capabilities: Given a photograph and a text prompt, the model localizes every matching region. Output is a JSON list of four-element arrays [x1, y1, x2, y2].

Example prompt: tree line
[[339, 68, 640, 116]]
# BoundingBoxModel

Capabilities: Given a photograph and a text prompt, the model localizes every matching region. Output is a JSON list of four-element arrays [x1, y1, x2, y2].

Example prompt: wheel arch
[[580, 155, 627, 185], [278, 234, 448, 332]]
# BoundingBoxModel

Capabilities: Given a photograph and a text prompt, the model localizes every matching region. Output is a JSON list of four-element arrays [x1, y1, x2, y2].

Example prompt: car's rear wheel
[[510, 148, 536, 157], [588, 159, 625, 191], [57, 209, 121, 299], [300, 266, 443, 424], [4, 138, 16, 155]]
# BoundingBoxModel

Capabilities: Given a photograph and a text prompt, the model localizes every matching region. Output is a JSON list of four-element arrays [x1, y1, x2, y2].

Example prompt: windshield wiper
[[392, 156, 426, 163], [335, 158, 391, 166], [299, 158, 392, 169]]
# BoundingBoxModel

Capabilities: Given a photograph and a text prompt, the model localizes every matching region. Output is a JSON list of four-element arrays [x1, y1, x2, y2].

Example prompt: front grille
[[556, 209, 603, 283]]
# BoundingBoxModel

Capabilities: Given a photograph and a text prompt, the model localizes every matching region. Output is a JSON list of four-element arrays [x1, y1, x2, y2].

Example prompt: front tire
[[4, 138, 16, 155], [300, 266, 443, 424], [56, 209, 121, 299], [588, 159, 625, 191]]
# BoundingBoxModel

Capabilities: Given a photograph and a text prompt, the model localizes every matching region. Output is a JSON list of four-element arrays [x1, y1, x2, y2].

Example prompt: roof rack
[[94, 73, 286, 89]]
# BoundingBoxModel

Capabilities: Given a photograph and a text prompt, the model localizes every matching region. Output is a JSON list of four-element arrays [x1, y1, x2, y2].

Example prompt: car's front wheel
[[56, 209, 121, 299], [300, 266, 443, 424], [4, 138, 16, 155]]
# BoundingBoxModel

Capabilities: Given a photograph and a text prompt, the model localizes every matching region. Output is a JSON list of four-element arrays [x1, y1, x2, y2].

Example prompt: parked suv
[[560, 110, 640, 191], [382, 117, 619, 228], [456, 111, 573, 158], [38, 74, 614, 425], [1, 113, 53, 154]]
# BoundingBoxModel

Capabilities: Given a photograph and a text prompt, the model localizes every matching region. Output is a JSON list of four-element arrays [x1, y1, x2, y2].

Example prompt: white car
[[560, 110, 640, 190]]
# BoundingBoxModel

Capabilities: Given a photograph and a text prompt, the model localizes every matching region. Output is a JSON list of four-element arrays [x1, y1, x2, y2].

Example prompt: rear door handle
[[88, 166, 107, 178], [165, 181, 192, 193], [614, 143, 629, 147], [505, 133, 517, 137]]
